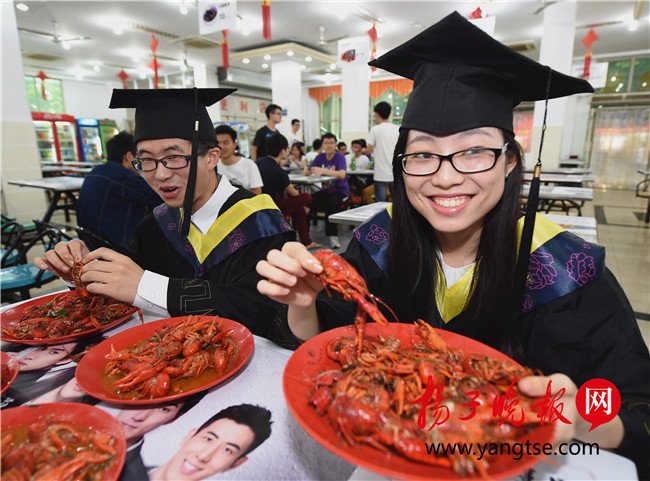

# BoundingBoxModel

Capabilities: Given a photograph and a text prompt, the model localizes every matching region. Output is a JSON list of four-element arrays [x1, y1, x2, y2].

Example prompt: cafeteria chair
[[0, 214, 38, 245], [0, 228, 68, 303], [636, 178, 650, 223], [1, 221, 26, 268]]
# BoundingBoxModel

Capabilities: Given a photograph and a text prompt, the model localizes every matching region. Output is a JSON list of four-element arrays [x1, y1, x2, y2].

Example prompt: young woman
[[287, 142, 308, 169], [256, 12, 650, 476]]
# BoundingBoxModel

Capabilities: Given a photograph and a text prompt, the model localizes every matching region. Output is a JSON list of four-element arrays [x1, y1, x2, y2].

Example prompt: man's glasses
[[132, 154, 192, 172], [398, 143, 509, 176]]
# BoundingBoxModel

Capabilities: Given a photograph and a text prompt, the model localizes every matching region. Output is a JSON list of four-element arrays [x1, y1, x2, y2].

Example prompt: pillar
[[194, 62, 221, 123], [1, 1, 47, 221], [271, 60, 301, 137], [341, 63, 370, 145], [529, 2, 578, 169]]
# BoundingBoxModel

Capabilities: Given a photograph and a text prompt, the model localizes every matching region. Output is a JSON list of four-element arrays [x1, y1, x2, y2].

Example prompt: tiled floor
[[16, 188, 650, 348]]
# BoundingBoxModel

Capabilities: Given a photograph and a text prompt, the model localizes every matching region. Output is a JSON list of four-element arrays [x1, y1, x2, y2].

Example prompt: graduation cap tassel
[[181, 88, 201, 237], [512, 67, 553, 311]]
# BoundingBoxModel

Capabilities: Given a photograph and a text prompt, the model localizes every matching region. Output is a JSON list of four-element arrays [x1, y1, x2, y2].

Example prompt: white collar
[[191, 175, 238, 234]]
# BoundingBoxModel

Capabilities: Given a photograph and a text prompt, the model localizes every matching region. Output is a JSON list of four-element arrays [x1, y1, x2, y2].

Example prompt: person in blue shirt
[[76, 131, 161, 249]]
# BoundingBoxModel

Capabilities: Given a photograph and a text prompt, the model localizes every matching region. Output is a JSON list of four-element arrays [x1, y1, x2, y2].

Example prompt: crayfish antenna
[[369, 294, 400, 324]]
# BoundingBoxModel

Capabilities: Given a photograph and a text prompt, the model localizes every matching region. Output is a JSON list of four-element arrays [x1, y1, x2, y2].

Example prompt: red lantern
[[262, 0, 271, 40], [222, 30, 230, 70], [581, 28, 599, 80], [118, 70, 129, 89], [150, 33, 160, 89], [36, 70, 48, 100]]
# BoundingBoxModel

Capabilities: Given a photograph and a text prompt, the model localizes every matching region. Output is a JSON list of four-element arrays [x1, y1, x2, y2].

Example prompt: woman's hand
[[34, 239, 90, 282], [256, 242, 323, 308], [80, 248, 144, 304], [518, 373, 623, 449]]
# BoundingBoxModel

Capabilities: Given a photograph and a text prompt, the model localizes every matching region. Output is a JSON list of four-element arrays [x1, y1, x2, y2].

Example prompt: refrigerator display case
[[77, 118, 103, 162], [99, 120, 119, 160], [32, 112, 80, 162]]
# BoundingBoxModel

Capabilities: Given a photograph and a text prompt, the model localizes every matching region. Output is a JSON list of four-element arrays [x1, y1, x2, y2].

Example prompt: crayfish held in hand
[[314, 250, 397, 356]]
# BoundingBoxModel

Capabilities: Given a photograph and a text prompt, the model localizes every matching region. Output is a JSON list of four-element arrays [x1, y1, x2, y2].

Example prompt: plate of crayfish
[[1, 352, 19, 395], [283, 322, 554, 480], [76, 315, 254, 404], [0, 290, 142, 345], [1, 402, 127, 481]]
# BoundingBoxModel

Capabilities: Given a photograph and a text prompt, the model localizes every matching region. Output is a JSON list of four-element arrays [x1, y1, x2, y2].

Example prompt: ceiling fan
[[532, 0, 559, 15], [18, 22, 91, 49]]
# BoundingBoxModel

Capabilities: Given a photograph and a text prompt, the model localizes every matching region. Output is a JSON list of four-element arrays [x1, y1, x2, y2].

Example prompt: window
[[25, 76, 65, 113], [369, 89, 408, 127], [631, 57, 650, 92], [319, 95, 341, 138]]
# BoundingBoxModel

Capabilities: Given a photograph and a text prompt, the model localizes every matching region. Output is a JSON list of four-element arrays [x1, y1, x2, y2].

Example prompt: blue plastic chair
[[1, 221, 25, 267], [0, 228, 66, 303]]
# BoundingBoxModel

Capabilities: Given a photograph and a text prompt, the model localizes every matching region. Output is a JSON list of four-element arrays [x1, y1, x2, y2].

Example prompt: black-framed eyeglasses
[[132, 154, 192, 173], [398, 143, 509, 176]]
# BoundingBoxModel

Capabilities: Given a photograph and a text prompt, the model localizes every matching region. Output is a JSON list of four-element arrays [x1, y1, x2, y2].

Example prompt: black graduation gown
[[126, 188, 295, 339], [275, 212, 650, 477]]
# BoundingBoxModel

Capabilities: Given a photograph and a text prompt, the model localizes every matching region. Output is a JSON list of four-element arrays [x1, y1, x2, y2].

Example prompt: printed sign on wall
[[198, 0, 237, 34], [337, 36, 371, 67]]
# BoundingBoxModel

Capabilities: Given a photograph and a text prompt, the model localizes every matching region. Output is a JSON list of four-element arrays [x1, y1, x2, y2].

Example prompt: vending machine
[[32, 112, 80, 162], [99, 119, 119, 160], [76, 118, 103, 162]]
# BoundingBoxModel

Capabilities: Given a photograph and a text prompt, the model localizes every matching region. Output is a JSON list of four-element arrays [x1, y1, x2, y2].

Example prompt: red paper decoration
[[581, 28, 599, 80], [469, 7, 484, 19], [262, 0, 271, 40], [222, 30, 230, 69], [118, 70, 129, 89], [150, 33, 159, 89], [36, 70, 48, 100], [367, 23, 378, 72]]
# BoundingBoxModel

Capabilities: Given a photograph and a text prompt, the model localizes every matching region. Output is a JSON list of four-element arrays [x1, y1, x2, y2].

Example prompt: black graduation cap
[[369, 12, 594, 326], [369, 11, 593, 135], [109, 88, 235, 236]]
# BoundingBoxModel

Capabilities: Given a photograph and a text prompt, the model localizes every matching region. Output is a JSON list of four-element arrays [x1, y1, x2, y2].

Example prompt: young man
[[76, 131, 160, 248], [366, 101, 399, 202], [337, 141, 348, 156], [304, 138, 322, 164], [215, 125, 263, 194], [148, 404, 272, 481], [305, 132, 349, 248], [286, 118, 302, 147], [256, 134, 319, 249], [35, 89, 294, 339], [116, 395, 203, 481], [251, 104, 282, 160], [344, 139, 370, 170]]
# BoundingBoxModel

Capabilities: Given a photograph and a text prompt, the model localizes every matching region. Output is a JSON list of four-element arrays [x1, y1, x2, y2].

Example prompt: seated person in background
[[345, 139, 370, 170], [148, 404, 272, 481], [35, 88, 294, 339], [76, 131, 161, 249], [337, 141, 348, 156], [257, 134, 320, 249], [287, 142, 308, 169], [304, 138, 322, 164], [305, 132, 350, 249], [215, 125, 263, 194]]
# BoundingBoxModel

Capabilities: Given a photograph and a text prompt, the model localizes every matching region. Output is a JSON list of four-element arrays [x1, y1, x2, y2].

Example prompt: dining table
[[7, 176, 84, 222], [0, 291, 637, 480], [288, 173, 337, 193], [521, 185, 593, 216], [522, 173, 595, 186]]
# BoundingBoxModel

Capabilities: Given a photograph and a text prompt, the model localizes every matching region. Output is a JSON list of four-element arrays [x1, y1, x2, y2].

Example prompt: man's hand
[[34, 239, 90, 282], [81, 248, 144, 304]]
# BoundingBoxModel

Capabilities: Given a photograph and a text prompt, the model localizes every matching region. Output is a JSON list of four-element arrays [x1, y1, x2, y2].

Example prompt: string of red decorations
[[118, 69, 129, 89], [36, 70, 48, 100], [222, 29, 230, 70], [469, 7, 484, 19], [581, 27, 599, 80], [149, 33, 160, 89], [367, 23, 377, 72], [262, 0, 271, 40]]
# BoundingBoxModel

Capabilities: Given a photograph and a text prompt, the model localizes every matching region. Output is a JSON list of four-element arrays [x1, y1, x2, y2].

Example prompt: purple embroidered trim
[[228, 229, 246, 254], [566, 252, 596, 287], [364, 224, 388, 245], [527, 251, 558, 290]]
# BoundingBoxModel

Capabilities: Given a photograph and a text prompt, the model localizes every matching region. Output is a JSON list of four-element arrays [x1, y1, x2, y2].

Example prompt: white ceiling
[[13, 0, 650, 87]]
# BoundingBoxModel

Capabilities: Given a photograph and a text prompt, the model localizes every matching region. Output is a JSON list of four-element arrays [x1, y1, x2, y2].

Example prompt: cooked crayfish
[[308, 320, 541, 477], [105, 316, 237, 400], [2, 264, 142, 341], [314, 250, 397, 356], [1, 419, 116, 481]]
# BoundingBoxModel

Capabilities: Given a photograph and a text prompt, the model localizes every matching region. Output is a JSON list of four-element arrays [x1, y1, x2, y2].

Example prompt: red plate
[[1, 291, 138, 345], [1, 352, 19, 394], [283, 323, 554, 480], [76, 315, 254, 405], [2, 402, 127, 481]]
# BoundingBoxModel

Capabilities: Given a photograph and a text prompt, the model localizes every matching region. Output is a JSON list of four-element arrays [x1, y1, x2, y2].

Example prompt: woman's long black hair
[[386, 128, 524, 352]]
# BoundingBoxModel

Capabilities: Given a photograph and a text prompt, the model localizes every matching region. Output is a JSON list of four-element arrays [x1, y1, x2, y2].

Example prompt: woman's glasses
[[398, 143, 509, 176]]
